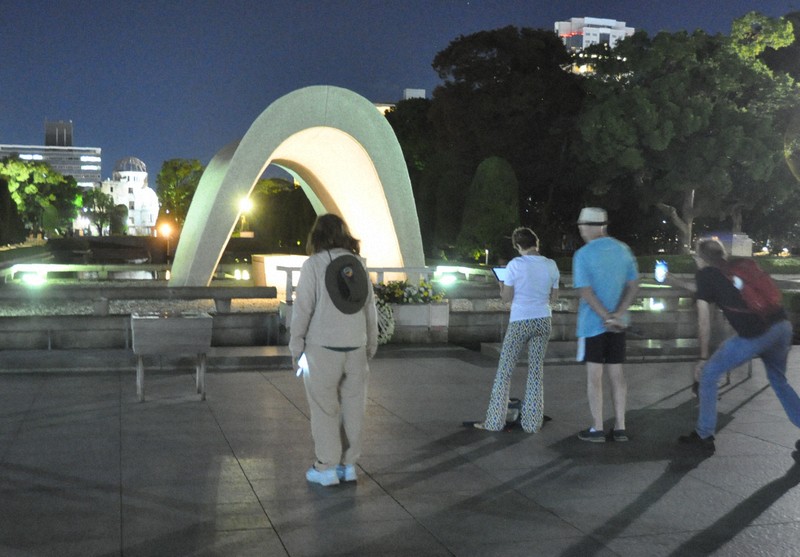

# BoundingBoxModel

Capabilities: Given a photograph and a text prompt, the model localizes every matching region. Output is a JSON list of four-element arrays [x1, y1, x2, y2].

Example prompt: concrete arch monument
[[169, 85, 425, 287]]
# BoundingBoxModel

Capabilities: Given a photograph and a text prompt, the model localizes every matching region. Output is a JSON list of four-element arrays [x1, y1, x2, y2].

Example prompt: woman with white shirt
[[474, 227, 560, 433]]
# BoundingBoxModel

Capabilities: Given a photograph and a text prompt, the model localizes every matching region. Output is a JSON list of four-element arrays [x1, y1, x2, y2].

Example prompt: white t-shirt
[[503, 254, 560, 322]]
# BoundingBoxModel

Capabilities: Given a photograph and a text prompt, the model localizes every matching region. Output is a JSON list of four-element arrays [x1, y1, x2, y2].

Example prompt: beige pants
[[303, 344, 369, 470]]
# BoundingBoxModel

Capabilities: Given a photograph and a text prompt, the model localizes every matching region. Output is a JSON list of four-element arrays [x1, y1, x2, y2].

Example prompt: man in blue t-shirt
[[573, 208, 639, 443]]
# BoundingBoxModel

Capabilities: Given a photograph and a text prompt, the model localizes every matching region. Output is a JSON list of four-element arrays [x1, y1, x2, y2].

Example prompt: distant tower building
[[374, 88, 427, 115], [403, 88, 426, 100], [99, 157, 159, 235], [0, 120, 101, 187], [555, 17, 634, 51], [45, 120, 74, 146]]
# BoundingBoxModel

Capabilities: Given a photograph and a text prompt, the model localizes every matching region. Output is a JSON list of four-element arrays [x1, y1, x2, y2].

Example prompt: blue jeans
[[697, 320, 800, 438]]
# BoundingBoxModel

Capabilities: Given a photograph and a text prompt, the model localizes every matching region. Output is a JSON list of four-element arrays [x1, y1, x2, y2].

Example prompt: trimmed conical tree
[[456, 156, 519, 263]]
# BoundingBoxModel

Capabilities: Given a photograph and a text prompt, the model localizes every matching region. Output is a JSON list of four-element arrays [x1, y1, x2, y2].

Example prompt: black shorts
[[583, 332, 626, 364]]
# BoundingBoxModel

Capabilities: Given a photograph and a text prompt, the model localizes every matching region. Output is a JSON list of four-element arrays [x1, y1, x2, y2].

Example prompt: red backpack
[[722, 258, 783, 318]]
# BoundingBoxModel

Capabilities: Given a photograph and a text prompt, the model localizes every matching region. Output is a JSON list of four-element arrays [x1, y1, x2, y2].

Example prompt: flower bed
[[374, 280, 448, 344]]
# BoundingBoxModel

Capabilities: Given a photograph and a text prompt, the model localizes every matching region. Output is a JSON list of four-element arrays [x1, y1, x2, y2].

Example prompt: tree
[[81, 188, 115, 236], [156, 159, 205, 226], [429, 26, 585, 249], [248, 177, 316, 253], [0, 176, 25, 244], [732, 11, 796, 76], [385, 98, 436, 246], [421, 150, 472, 257], [110, 204, 129, 235], [456, 157, 519, 262], [0, 157, 79, 236], [47, 175, 81, 236], [577, 29, 800, 252]]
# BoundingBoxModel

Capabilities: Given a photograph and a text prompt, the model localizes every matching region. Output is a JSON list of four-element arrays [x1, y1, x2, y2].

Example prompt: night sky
[[2, 0, 798, 181]]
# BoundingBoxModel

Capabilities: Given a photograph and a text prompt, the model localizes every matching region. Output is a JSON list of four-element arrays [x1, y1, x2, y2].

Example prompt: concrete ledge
[[0, 312, 283, 350]]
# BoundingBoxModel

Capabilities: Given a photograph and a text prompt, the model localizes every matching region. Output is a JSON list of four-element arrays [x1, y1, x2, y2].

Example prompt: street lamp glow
[[159, 223, 173, 262], [238, 197, 253, 234]]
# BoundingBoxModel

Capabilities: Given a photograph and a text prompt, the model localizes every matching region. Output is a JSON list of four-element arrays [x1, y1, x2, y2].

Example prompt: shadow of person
[[553, 380, 782, 557], [666, 460, 800, 556], [551, 394, 726, 557]]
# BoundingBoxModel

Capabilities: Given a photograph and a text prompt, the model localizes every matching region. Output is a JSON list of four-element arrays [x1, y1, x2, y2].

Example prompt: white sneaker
[[306, 466, 339, 486], [336, 464, 357, 482]]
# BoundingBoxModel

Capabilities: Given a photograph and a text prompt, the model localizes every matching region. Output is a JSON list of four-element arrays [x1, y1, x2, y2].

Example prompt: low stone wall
[[0, 312, 284, 351], [446, 282, 738, 361]]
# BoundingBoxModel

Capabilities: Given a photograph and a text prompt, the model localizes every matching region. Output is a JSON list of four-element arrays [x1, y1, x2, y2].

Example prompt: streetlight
[[239, 197, 254, 237], [159, 222, 172, 263]]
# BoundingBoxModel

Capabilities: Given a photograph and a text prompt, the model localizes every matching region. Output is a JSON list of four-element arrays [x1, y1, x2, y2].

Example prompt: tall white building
[[99, 157, 159, 236], [555, 17, 634, 51]]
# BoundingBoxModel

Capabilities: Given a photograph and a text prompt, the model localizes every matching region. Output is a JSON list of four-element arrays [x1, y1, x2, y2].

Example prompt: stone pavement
[[1, 345, 799, 556]]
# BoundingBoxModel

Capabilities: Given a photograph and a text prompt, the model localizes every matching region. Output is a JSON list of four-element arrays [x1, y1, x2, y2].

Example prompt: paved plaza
[[1, 345, 799, 556]]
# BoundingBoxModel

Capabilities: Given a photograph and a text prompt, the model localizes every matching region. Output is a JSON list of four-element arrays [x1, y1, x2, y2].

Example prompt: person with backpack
[[676, 237, 800, 456], [290, 214, 379, 486]]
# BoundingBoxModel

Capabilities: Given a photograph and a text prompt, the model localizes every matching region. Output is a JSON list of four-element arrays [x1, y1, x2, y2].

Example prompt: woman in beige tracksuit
[[290, 214, 379, 486]]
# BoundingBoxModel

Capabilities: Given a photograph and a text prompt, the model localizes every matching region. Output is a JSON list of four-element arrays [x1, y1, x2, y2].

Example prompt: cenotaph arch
[[168, 85, 425, 287]]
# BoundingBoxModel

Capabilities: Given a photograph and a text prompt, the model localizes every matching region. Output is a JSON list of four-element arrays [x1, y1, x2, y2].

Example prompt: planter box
[[389, 302, 449, 344]]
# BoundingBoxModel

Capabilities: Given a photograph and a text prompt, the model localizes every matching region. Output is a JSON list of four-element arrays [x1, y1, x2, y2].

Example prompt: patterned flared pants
[[483, 317, 552, 432]]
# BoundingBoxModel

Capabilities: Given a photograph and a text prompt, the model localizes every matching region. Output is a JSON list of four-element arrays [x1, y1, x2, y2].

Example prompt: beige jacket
[[289, 248, 379, 362]]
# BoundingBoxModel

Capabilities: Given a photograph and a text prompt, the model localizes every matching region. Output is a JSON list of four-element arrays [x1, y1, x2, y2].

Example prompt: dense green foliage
[[155, 158, 205, 226], [80, 189, 115, 236], [580, 28, 798, 253], [387, 12, 800, 262], [428, 26, 585, 256], [0, 157, 80, 237], [110, 204, 129, 235], [246, 177, 316, 254], [456, 156, 519, 261], [0, 175, 26, 244]]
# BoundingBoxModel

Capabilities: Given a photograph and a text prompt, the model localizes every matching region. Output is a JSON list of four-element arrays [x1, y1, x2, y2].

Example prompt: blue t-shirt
[[573, 236, 638, 338], [503, 255, 560, 322]]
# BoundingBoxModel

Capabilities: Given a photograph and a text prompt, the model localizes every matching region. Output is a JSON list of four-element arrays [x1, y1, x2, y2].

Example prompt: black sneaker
[[612, 429, 629, 442], [796, 439, 800, 451], [578, 428, 606, 443], [678, 431, 715, 453]]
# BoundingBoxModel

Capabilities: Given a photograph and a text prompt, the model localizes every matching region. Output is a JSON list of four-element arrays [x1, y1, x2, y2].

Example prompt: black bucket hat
[[325, 254, 369, 314]]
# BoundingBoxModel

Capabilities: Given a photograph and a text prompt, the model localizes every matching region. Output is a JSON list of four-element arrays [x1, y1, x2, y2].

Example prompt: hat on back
[[325, 254, 369, 314], [577, 207, 608, 226]]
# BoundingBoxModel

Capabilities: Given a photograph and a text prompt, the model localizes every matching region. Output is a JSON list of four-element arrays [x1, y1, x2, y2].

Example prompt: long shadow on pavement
[[667, 460, 800, 555]]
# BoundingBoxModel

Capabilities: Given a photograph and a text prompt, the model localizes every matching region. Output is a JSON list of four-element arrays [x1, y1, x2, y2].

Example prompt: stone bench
[[132, 311, 213, 402]]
